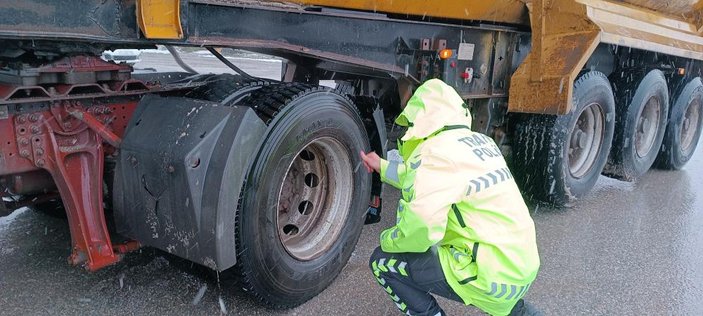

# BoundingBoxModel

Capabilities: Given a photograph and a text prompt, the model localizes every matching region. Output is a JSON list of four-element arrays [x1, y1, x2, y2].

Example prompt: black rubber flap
[[114, 94, 266, 270]]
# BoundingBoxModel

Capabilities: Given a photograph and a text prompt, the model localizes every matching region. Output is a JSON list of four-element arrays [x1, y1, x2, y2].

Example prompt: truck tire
[[513, 71, 615, 206], [185, 73, 271, 106], [655, 78, 703, 170], [605, 69, 669, 181], [236, 84, 371, 308]]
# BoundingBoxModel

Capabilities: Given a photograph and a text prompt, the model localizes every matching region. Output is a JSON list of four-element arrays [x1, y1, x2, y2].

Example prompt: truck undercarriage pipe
[[165, 45, 198, 74], [205, 47, 253, 79]]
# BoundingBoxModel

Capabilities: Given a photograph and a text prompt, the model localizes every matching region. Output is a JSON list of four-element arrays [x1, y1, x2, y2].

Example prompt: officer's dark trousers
[[370, 247, 537, 316], [369, 246, 463, 316]]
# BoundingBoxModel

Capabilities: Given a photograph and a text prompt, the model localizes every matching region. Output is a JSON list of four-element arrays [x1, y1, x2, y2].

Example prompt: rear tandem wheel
[[655, 77, 703, 170], [605, 69, 670, 181], [513, 71, 616, 206]]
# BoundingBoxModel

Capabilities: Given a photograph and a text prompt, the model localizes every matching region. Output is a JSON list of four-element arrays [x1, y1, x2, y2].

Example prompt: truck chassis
[[1, 0, 702, 308]]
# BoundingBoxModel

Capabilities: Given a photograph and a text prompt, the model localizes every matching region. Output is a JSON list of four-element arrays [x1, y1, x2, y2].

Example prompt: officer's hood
[[395, 79, 472, 141]]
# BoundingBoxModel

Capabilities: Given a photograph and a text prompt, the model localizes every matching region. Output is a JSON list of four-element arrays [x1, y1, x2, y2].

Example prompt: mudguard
[[113, 95, 266, 270], [366, 103, 387, 223]]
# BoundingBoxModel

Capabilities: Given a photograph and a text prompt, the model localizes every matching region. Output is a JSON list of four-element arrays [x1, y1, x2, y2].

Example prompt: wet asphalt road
[[2, 53, 703, 315]]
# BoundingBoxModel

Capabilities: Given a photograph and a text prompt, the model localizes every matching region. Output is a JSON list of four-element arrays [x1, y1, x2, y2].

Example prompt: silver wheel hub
[[680, 98, 701, 152], [568, 102, 605, 179], [635, 96, 661, 158], [276, 137, 353, 261]]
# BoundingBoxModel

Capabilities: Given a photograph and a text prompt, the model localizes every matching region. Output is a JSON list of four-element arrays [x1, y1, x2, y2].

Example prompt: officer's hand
[[360, 151, 381, 174]]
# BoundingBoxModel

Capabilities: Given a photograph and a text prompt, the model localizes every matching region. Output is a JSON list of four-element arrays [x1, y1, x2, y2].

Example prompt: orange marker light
[[439, 49, 453, 59], [678, 68, 686, 76]]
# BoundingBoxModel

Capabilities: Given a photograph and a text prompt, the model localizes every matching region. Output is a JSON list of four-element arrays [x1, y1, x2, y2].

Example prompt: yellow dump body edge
[[289, 0, 530, 25], [583, 0, 703, 61], [509, 0, 703, 115]]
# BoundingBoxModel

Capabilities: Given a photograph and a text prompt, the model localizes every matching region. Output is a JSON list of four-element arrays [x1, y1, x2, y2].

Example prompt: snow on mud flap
[[513, 71, 616, 206], [234, 84, 372, 308]]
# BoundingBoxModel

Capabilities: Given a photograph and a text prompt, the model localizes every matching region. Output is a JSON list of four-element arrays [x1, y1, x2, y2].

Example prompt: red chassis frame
[[0, 56, 161, 271]]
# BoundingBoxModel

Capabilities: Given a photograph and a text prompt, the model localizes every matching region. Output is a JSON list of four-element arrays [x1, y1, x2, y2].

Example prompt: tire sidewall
[[239, 90, 371, 304], [665, 78, 703, 168], [621, 70, 670, 177], [553, 72, 615, 203]]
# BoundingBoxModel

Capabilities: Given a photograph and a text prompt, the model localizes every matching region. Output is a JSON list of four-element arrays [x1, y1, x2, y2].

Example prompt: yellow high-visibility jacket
[[379, 79, 540, 316]]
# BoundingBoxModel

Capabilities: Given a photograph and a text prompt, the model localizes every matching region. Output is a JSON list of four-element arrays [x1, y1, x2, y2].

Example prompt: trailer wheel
[[605, 70, 669, 180], [236, 84, 371, 308], [513, 71, 615, 206], [655, 78, 703, 170]]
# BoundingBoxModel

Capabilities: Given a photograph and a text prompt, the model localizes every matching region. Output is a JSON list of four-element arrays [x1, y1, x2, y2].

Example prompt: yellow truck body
[[276, 0, 703, 114], [139, 0, 702, 113]]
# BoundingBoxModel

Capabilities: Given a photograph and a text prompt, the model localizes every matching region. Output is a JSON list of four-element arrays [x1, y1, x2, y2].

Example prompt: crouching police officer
[[361, 79, 541, 316]]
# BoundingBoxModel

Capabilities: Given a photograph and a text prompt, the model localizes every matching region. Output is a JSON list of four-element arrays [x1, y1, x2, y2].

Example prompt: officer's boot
[[507, 299, 543, 316]]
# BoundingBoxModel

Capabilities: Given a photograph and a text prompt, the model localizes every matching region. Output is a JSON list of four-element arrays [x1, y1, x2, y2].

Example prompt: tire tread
[[234, 83, 365, 309], [513, 71, 615, 206]]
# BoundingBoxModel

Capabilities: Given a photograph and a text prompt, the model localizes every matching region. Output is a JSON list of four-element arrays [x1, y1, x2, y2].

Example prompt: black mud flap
[[113, 95, 266, 271]]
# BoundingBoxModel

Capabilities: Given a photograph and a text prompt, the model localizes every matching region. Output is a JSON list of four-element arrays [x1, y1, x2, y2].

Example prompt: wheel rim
[[680, 97, 701, 153], [635, 96, 662, 158], [276, 137, 353, 261], [568, 102, 605, 178]]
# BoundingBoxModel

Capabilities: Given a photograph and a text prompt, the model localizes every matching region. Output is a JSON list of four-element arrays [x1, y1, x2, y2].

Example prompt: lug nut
[[19, 138, 29, 146], [36, 159, 45, 167], [35, 148, 44, 156], [19, 150, 29, 158], [29, 114, 39, 122], [17, 115, 27, 124], [31, 125, 40, 134], [189, 157, 201, 168]]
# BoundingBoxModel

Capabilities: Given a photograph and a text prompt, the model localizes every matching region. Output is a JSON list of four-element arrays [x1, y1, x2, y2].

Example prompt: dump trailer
[[0, 0, 702, 308]]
